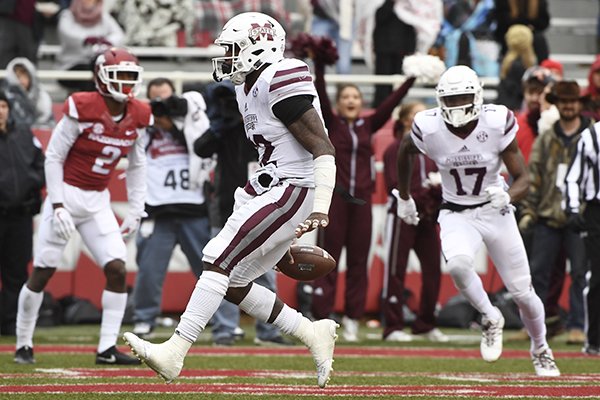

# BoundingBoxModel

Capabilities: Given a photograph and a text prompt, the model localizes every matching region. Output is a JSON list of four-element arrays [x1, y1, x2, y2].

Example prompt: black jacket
[[0, 122, 45, 214]]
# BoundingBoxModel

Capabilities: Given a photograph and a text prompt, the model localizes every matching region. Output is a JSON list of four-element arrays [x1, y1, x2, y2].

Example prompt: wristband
[[312, 155, 336, 214]]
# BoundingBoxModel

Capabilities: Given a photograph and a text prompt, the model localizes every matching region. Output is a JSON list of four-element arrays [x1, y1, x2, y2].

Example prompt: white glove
[[53, 207, 75, 241], [392, 189, 420, 225], [485, 186, 511, 209], [120, 214, 142, 239]]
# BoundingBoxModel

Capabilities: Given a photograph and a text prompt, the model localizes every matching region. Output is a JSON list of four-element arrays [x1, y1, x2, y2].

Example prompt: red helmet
[[94, 47, 143, 102]]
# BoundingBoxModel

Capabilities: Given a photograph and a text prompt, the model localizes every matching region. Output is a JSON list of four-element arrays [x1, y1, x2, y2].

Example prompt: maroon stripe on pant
[[225, 187, 308, 272]]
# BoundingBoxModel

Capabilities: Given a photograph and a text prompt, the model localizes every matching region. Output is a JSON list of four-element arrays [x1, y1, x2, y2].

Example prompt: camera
[[150, 95, 188, 118]]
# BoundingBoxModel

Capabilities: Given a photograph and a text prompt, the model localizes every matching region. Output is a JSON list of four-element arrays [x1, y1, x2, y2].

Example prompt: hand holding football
[[276, 244, 336, 281]]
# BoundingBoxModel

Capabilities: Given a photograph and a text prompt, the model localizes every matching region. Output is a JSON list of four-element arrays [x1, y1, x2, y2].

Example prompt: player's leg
[[252, 269, 291, 345], [79, 208, 140, 365], [15, 200, 64, 364], [132, 218, 178, 336], [484, 207, 559, 376], [439, 209, 503, 361]]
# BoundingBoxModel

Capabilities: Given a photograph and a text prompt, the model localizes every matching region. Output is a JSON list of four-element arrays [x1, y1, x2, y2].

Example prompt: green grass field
[[1, 320, 599, 399]]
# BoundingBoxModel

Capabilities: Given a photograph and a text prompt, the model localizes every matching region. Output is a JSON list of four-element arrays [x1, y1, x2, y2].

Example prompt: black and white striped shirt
[[564, 121, 600, 213]]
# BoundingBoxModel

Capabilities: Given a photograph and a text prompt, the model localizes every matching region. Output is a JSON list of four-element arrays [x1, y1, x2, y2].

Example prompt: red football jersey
[[62, 92, 151, 191]]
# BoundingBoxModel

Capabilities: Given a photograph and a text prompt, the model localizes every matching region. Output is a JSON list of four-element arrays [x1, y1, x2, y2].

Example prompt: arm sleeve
[[369, 77, 416, 132], [45, 116, 80, 205], [125, 129, 147, 216], [313, 63, 335, 125], [272, 95, 314, 126], [564, 131, 589, 213], [31, 134, 46, 189]]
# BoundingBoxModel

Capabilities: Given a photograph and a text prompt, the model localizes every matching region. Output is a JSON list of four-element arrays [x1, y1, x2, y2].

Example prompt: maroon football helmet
[[94, 47, 143, 103]]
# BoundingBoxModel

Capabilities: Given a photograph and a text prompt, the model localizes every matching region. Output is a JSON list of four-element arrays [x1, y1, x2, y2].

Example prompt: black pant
[[583, 203, 600, 348], [0, 215, 32, 334]]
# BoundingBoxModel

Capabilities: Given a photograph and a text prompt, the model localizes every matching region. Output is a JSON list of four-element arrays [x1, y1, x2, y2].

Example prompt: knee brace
[[447, 255, 475, 290]]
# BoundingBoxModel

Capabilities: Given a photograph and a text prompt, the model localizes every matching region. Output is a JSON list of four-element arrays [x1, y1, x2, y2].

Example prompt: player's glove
[[53, 207, 75, 241], [391, 189, 420, 225], [484, 186, 511, 209], [120, 214, 142, 239]]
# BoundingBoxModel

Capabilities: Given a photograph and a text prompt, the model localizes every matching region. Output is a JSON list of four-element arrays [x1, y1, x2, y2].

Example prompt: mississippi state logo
[[249, 23, 275, 41], [476, 131, 488, 143]]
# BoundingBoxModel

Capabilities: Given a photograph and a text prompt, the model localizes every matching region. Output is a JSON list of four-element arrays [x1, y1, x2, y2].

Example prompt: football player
[[14, 47, 151, 365], [124, 12, 339, 388], [394, 65, 560, 377]]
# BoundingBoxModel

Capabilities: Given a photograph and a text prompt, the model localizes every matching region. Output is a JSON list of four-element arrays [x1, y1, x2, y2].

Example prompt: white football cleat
[[295, 318, 339, 388], [532, 346, 561, 377], [385, 330, 413, 342], [123, 332, 189, 383], [480, 309, 504, 362]]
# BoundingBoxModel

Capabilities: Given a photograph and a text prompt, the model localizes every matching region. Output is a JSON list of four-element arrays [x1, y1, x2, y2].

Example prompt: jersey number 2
[[92, 146, 121, 175], [449, 167, 487, 195]]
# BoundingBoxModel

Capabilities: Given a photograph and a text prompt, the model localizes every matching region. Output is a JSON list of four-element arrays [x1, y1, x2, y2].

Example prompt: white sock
[[238, 283, 276, 323], [16, 285, 43, 349], [458, 273, 501, 321], [515, 291, 548, 352], [272, 304, 303, 336], [176, 271, 229, 343], [98, 290, 127, 353]]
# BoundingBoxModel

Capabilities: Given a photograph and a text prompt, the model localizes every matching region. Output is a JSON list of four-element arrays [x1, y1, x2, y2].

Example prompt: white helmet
[[212, 12, 286, 85], [436, 65, 483, 127]]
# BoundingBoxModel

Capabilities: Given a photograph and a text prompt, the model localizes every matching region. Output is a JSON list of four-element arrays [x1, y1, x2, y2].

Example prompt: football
[[276, 244, 336, 281]]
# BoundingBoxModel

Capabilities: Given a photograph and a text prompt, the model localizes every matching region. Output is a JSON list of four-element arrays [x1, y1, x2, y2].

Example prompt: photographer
[[131, 78, 214, 338]]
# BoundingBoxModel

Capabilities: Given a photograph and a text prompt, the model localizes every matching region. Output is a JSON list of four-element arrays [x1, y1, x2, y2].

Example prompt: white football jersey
[[411, 104, 517, 205], [235, 58, 325, 188]]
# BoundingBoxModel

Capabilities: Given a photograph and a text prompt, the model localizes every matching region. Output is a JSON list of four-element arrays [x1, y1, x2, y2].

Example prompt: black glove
[[566, 212, 586, 232]]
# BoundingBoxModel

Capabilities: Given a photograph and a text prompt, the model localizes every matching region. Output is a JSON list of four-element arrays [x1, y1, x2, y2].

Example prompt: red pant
[[311, 193, 371, 319], [382, 213, 441, 337]]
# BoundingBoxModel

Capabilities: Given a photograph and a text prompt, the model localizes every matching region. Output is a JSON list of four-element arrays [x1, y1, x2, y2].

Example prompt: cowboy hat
[[546, 80, 590, 104]]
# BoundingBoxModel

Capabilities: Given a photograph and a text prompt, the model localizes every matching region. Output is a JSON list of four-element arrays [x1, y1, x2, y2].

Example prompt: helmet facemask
[[436, 65, 483, 127], [97, 63, 143, 103], [212, 12, 286, 85]]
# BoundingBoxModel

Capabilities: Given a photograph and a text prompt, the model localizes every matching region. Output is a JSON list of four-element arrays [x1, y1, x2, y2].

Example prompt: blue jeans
[[529, 223, 587, 330], [212, 268, 282, 341], [133, 215, 211, 326], [311, 15, 353, 74]]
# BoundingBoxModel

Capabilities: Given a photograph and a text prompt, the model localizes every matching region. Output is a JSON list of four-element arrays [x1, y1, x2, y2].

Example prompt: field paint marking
[[0, 345, 588, 359], [2, 383, 600, 397]]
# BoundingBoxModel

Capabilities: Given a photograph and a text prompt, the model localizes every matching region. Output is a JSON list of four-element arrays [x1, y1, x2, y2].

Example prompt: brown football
[[276, 244, 336, 281]]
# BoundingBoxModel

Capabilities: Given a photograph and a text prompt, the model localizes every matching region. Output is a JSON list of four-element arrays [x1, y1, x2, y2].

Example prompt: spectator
[[310, 0, 354, 74], [0, 0, 38, 68], [56, 0, 124, 92], [5, 58, 54, 127], [582, 55, 600, 122], [494, 0, 550, 63], [131, 78, 213, 339], [515, 66, 555, 163], [519, 81, 590, 346], [125, 12, 339, 388], [310, 49, 415, 342], [14, 48, 149, 365], [564, 119, 600, 357], [381, 101, 447, 343], [372, 0, 417, 107], [540, 58, 564, 81], [396, 65, 560, 377], [0, 92, 45, 337], [114, 0, 193, 47], [195, 81, 293, 347], [437, 0, 498, 77], [496, 24, 537, 111]]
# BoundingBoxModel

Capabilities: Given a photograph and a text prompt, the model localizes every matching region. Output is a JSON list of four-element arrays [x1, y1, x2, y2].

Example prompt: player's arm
[[272, 95, 336, 237], [45, 116, 80, 208], [501, 138, 530, 203], [396, 134, 421, 200]]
